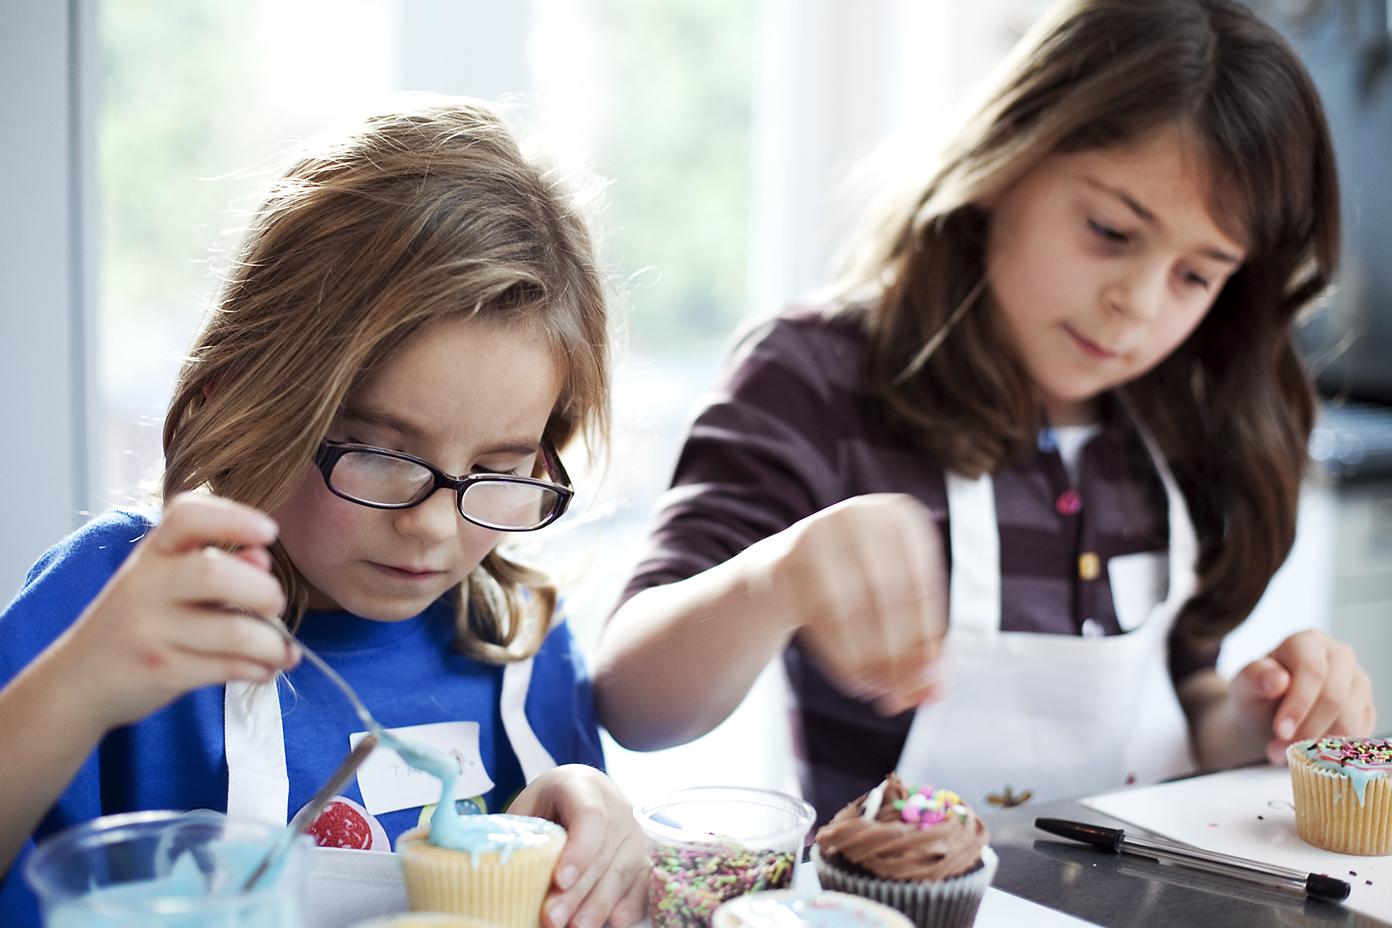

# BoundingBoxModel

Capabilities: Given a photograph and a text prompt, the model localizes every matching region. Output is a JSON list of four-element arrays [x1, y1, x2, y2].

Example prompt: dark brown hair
[[829, 0, 1339, 643], [162, 97, 610, 662]]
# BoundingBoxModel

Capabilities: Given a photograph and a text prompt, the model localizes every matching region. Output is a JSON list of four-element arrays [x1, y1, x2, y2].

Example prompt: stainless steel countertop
[[983, 796, 1389, 927]]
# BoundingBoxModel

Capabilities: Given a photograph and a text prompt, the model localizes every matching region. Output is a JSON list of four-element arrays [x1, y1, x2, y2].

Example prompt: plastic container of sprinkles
[[636, 787, 815, 928]]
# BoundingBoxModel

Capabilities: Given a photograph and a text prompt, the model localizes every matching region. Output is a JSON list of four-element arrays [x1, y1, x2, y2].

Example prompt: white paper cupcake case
[[811, 845, 998, 928], [1287, 743, 1392, 856], [398, 828, 564, 928]]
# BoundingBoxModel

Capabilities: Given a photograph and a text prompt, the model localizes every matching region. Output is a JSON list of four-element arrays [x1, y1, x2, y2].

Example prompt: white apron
[[897, 427, 1199, 809], [222, 658, 555, 928]]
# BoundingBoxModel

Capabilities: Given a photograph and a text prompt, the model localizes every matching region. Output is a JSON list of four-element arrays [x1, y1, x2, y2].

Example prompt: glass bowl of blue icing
[[24, 809, 308, 927]]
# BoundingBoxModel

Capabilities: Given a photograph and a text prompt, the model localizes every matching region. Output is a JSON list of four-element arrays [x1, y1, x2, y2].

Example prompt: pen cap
[[1305, 873, 1351, 900], [1034, 818, 1123, 853]]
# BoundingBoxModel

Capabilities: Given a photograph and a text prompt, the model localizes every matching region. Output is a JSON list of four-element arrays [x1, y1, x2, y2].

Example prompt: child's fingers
[[547, 796, 608, 893], [170, 648, 283, 688], [563, 839, 645, 928], [1346, 670, 1377, 736], [810, 495, 946, 705], [877, 596, 945, 708], [170, 610, 298, 671], [545, 855, 608, 928], [1291, 673, 1353, 742], [856, 545, 923, 699], [233, 545, 273, 572], [889, 497, 948, 645], [149, 494, 278, 556], [606, 871, 649, 928], [170, 548, 287, 620], [808, 572, 877, 696], [799, 633, 878, 703], [1270, 650, 1328, 741], [876, 678, 944, 716], [1230, 657, 1289, 712], [1285, 640, 1359, 741]]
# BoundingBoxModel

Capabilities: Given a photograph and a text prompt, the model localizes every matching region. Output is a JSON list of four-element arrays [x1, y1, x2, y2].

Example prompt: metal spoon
[[260, 617, 449, 766], [266, 618, 380, 734], [236, 617, 453, 892], [241, 733, 379, 891], [238, 619, 389, 893]]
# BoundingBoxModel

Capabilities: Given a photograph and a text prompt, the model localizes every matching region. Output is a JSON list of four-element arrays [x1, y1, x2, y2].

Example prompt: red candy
[[306, 797, 377, 849]]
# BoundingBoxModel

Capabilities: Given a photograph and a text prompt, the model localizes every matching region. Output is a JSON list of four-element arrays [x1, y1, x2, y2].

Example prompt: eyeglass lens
[[330, 449, 559, 529]]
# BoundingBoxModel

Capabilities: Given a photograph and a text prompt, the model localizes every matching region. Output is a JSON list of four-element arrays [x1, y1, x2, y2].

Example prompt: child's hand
[[1229, 630, 1376, 765], [53, 493, 297, 733], [764, 493, 948, 716], [507, 764, 649, 928]]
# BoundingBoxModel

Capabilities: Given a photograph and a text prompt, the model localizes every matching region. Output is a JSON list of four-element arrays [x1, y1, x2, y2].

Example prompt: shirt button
[[1079, 551, 1100, 581], [1081, 618, 1104, 637], [1056, 489, 1082, 516]]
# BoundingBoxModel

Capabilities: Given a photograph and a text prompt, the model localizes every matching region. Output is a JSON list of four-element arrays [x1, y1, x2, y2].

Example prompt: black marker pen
[[1035, 817, 1351, 901]]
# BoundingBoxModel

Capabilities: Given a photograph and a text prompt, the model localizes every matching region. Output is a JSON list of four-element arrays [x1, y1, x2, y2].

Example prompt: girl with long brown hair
[[596, 0, 1375, 823], [0, 97, 646, 926]]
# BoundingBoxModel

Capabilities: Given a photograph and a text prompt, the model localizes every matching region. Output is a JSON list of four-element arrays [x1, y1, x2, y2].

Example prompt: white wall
[[394, 0, 530, 100], [0, 0, 96, 599]]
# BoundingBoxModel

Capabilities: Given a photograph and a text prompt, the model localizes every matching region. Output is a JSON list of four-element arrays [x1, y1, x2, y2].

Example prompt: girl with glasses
[[0, 97, 646, 928]]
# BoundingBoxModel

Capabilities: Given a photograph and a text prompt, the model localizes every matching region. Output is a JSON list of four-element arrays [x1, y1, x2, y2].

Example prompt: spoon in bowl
[[237, 619, 453, 891], [241, 733, 378, 891]]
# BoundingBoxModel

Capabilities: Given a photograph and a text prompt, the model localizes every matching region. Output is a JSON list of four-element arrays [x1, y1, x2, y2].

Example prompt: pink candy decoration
[[1056, 490, 1082, 516], [897, 786, 957, 828]]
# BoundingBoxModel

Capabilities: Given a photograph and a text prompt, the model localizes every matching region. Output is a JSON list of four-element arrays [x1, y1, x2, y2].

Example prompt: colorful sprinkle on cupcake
[[813, 773, 996, 928], [1288, 737, 1392, 856]]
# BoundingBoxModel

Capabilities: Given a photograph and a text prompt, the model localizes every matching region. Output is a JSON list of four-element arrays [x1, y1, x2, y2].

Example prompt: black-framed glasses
[[314, 437, 574, 532]]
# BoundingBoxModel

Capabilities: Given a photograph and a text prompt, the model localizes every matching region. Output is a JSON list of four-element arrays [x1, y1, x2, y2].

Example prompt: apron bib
[[897, 426, 1199, 808], [223, 657, 554, 928]]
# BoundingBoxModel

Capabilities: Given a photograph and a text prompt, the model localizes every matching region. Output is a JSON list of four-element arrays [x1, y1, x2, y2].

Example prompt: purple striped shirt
[[619, 307, 1218, 823]]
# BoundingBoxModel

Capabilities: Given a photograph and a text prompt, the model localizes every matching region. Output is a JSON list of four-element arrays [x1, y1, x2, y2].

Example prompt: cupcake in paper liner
[[397, 813, 565, 928], [813, 774, 995, 928], [1287, 738, 1392, 856]]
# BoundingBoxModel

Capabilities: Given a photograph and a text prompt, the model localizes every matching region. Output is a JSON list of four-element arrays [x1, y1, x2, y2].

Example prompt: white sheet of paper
[[349, 721, 494, 816], [1082, 765, 1390, 921], [975, 887, 1101, 926]]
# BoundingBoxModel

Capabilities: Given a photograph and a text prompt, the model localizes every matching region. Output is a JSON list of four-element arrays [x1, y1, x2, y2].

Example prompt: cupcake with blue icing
[[396, 814, 564, 926], [1288, 737, 1392, 856], [389, 735, 564, 927]]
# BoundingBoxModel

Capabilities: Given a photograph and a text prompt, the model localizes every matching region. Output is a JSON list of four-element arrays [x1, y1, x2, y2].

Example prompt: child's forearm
[[0, 637, 108, 875], [1177, 669, 1268, 770], [594, 538, 795, 751]]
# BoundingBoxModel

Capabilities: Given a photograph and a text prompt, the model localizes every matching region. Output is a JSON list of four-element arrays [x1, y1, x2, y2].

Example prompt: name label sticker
[[350, 721, 494, 816]]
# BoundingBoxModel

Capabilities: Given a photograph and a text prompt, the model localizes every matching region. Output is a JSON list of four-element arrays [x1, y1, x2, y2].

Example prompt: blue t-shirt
[[0, 510, 604, 925]]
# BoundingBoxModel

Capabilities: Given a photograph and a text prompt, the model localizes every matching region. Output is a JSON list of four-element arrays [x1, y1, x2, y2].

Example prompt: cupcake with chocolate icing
[[1288, 737, 1392, 856], [812, 774, 996, 928]]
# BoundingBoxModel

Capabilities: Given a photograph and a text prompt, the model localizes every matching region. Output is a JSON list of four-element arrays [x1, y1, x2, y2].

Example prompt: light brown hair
[[162, 97, 610, 662], [830, 0, 1339, 643]]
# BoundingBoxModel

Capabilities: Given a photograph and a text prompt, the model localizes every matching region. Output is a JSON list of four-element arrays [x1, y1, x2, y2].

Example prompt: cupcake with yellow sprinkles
[[1287, 737, 1392, 856]]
